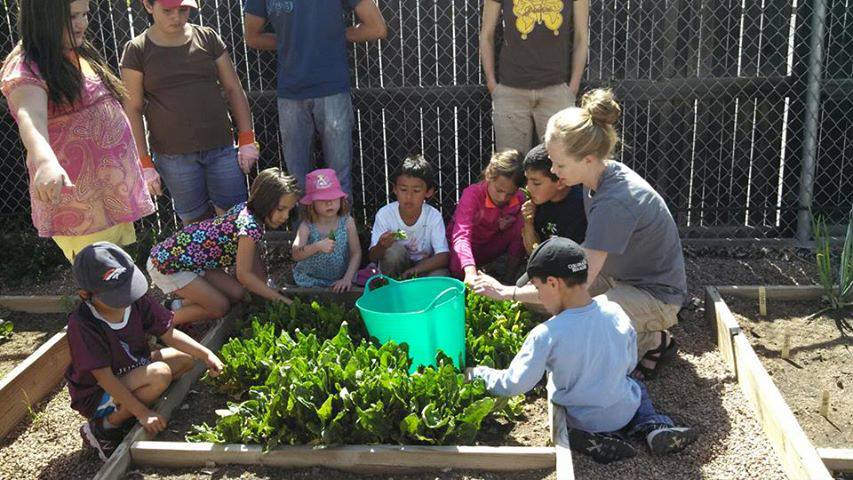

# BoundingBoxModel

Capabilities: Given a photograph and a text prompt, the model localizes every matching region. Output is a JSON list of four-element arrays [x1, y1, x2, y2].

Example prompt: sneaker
[[646, 425, 697, 455], [79, 419, 123, 461], [568, 428, 637, 464]]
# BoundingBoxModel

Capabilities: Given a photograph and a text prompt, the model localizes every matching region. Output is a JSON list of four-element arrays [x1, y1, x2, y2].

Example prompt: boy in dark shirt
[[521, 143, 587, 254], [66, 242, 224, 461]]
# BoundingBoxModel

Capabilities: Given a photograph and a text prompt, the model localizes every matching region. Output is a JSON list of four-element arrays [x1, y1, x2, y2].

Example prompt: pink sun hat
[[157, 0, 198, 8], [300, 169, 346, 205]]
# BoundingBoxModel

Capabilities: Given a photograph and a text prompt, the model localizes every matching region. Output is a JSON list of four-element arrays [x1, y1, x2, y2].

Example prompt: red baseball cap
[[156, 0, 198, 8]]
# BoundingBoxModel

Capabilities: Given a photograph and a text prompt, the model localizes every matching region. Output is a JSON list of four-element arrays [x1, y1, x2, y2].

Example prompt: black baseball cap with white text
[[516, 237, 588, 287]]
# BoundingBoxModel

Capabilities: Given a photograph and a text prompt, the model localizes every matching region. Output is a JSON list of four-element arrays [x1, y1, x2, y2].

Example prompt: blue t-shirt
[[243, 0, 360, 99], [472, 297, 642, 433]]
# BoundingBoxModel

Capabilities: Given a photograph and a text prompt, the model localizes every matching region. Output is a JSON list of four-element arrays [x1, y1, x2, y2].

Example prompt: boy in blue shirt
[[468, 237, 696, 463]]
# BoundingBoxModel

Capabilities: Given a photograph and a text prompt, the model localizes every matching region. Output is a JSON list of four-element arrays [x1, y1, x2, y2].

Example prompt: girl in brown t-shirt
[[121, 0, 259, 224]]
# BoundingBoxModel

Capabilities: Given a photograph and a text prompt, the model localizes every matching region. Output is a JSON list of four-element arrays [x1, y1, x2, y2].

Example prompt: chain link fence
[[0, 0, 850, 243]]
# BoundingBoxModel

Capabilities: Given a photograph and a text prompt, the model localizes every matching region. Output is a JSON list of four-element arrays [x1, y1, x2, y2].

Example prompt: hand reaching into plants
[[137, 409, 167, 434], [204, 352, 224, 377], [463, 266, 479, 286], [330, 277, 352, 293], [472, 273, 510, 301]]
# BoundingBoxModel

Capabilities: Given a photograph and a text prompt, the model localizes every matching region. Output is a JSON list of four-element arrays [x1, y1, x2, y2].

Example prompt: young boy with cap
[[467, 237, 696, 463], [66, 242, 224, 461]]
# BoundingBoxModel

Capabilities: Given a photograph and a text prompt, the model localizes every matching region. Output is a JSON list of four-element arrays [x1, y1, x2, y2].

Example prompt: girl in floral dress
[[147, 168, 298, 325]]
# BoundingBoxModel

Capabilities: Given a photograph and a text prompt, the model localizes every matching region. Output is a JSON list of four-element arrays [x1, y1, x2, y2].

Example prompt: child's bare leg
[[172, 277, 231, 325], [150, 347, 196, 379], [105, 361, 173, 426], [204, 269, 246, 303]]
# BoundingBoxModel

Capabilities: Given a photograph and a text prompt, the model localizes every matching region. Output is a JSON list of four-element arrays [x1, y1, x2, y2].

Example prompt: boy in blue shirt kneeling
[[467, 237, 696, 463]]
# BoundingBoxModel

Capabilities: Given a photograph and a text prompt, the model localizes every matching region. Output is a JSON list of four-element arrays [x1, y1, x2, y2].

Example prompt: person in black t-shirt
[[521, 144, 587, 254]]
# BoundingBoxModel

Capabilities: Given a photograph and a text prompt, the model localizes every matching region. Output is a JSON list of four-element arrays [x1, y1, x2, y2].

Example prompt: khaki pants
[[379, 243, 450, 279], [492, 83, 576, 157], [588, 275, 680, 359]]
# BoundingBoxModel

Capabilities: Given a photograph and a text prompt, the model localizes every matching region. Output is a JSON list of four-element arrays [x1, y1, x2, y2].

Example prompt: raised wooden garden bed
[[705, 285, 853, 479], [94, 290, 576, 479], [0, 295, 77, 439]]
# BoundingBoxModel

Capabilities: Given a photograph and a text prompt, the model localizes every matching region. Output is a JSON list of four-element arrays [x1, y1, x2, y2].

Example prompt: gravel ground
[[0, 246, 828, 479]]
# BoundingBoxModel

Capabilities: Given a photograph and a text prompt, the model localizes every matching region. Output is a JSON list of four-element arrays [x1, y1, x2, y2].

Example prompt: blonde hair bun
[[581, 89, 621, 126]]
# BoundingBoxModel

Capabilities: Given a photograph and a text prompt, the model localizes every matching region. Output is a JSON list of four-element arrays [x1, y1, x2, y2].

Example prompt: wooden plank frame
[[0, 296, 72, 439], [130, 442, 557, 473], [706, 285, 844, 479]]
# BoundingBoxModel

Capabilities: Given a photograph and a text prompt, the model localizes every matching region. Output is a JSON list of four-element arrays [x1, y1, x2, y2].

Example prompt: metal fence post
[[796, 0, 828, 244]]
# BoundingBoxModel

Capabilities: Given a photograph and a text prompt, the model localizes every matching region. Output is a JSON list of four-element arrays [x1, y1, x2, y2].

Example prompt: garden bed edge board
[[714, 285, 824, 302], [0, 327, 69, 439], [0, 295, 76, 314], [548, 372, 575, 480], [816, 448, 853, 473], [93, 306, 240, 480], [708, 285, 833, 480], [129, 441, 557, 473]]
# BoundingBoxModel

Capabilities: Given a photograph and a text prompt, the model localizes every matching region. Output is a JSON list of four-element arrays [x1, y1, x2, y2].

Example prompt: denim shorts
[[154, 145, 248, 222]]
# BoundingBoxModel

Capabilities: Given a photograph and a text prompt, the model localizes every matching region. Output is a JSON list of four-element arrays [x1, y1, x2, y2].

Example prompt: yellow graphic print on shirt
[[513, 0, 564, 40]]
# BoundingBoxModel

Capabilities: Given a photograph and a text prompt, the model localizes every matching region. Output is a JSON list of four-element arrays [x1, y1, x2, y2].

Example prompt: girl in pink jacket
[[448, 150, 526, 284]]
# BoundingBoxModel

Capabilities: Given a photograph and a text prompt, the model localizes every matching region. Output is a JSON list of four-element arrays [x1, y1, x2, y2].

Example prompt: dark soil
[[0, 311, 68, 378], [726, 296, 853, 449]]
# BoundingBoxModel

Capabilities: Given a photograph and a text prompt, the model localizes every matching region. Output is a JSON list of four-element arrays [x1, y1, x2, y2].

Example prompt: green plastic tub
[[356, 274, 466, 372]]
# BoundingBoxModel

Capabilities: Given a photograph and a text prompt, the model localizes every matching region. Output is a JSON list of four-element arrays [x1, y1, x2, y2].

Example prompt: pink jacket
[[447, 181, 525, 269]]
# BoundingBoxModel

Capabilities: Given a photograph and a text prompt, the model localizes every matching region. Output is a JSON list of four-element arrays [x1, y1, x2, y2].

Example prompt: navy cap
[[72, 242, 148, 308]]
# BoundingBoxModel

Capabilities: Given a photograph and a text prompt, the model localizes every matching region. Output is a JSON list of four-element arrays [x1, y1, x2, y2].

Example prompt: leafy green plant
[[197, 292, 539, 447], [465, 290, 537, 369], [0, 319, 13, 343], [191, 322, 502, 447], [238, 297, 364, 341], [811, 212, 853, 334]]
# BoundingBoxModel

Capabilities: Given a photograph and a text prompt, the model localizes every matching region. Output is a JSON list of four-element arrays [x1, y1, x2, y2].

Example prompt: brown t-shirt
[[121, 25, 234, 155], [493, 0, 574, 89]]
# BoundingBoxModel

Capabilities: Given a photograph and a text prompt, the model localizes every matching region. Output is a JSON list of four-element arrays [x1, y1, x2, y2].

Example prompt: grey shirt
[[582, 161, 687, 306]]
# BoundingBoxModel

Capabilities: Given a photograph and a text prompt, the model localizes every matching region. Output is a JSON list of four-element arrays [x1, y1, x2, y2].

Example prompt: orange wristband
[[237, 131, 256, 147], [140, 154, 154, 169]]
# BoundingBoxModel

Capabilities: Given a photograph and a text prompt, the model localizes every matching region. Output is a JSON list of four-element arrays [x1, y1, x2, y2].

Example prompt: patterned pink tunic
[[0, 46, 155, 237]]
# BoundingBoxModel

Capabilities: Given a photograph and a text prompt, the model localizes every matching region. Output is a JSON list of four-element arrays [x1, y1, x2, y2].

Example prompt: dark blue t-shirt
[[244, 0, 360, 99]]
